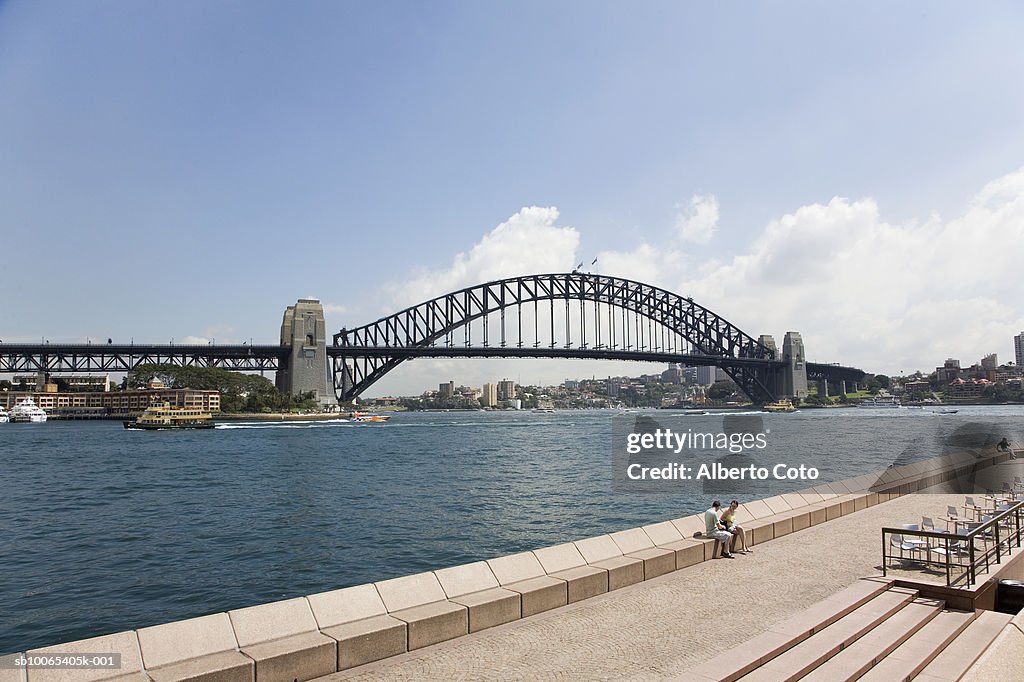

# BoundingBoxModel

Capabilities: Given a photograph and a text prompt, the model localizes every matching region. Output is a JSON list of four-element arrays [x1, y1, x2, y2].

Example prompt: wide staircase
[[680, 578, 1013, 682]]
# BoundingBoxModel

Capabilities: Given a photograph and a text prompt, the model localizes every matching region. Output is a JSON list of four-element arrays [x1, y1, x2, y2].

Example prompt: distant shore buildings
[[0, 376, 220, 416]]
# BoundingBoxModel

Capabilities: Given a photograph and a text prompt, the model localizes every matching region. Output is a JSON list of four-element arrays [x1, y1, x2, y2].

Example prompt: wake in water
[[214, 420, 352, 429]]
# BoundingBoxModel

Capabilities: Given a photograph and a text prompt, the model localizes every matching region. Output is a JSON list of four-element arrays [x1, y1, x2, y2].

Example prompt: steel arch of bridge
[[331, 272, 783, 403]]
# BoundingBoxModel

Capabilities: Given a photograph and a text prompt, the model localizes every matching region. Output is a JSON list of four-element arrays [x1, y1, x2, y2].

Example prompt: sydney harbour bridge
[[0, 273, 865, 404]]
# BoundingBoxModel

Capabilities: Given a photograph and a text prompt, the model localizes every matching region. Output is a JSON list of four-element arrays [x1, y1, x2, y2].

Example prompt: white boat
[[351, 412, 391, 423], [0, 407, 8, 423], [9, 398, 48, 423], [857, 396, 901, 408]]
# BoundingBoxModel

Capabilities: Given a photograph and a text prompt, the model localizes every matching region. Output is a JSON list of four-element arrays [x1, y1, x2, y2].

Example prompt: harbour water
[[2, 406, 1023, 654]]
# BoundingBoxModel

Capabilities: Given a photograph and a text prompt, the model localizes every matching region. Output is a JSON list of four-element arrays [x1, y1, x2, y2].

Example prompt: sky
[[1, 1, 1023, 396]]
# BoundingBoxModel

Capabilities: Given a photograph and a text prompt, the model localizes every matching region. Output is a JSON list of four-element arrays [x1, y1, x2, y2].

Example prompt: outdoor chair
[[929, 533, 968, 562], [889, 533, 926, 563], [964, 497, 983, 520]]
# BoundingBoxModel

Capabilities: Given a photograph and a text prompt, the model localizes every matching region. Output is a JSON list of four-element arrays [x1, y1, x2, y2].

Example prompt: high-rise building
[[695, 366, 715, 386], [481, 383, 498, 407], [1015, 332, 1024, 368], [980, 354, 998, 371], [497, 379, 516, 401], [660, 364, 682, 384], [937, 358, 961, 384], [438, 381, 455, 400]]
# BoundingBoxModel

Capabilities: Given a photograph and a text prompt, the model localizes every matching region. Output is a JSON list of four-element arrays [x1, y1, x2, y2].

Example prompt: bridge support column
[[276, 299, 335, 407], [840, 380, 847, 395], [817, 379, 828, 398], [780, 332, 808, 399]]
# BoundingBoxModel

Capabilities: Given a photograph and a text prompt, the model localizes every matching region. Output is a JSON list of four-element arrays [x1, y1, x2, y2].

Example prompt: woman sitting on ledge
[[722, 499, 751, 554]]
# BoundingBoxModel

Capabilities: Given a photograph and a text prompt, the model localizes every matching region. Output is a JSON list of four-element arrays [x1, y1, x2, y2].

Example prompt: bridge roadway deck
[[318, 486, 979, 681]]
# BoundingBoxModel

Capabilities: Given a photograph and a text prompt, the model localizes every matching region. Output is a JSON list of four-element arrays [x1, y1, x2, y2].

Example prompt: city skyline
[[2, 3, 1024, 396]]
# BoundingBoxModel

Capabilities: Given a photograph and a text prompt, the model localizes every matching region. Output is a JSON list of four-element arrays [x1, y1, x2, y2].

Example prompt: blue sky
[[2, 2, 1023, 395]]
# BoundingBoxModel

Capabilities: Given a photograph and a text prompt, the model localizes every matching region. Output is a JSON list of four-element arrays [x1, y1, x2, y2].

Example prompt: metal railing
[[882, 500, 1024, 587]]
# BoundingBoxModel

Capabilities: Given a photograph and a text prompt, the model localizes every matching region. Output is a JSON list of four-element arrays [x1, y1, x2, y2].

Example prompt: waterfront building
[[496, 379, 516, 401], [904, 379, 931, 394], [945, 377, 991, 399], [980, 353, 998, 371], [481, 383, 498, 407], [438, 381, 455, 400], [0, 386, 220, 415], [936, 358, 961, 384]]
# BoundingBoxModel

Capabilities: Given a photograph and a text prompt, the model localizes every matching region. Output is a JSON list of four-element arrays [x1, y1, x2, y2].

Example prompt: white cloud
[[594, 243, 687, 290], [365, 168, 1024, 395], [181, 325, 238, 346], [387, 206, 580, 310], [663, 168, 1024, 374], [322, 303, 347, 315], [674, 194, 719, 244]]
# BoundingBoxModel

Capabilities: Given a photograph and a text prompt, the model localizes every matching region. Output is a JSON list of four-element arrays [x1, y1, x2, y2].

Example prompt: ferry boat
[[0, 407, 8, 423], [857, 396, 901, 408], [124, 403, 215, 430], [762, 400, 796, 413], [351, 412, 391, 423], [9, 398, 48, 423]]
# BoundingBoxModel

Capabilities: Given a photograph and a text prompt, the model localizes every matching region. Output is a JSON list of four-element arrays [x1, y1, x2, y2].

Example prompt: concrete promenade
[[323, 489, 978, 681]]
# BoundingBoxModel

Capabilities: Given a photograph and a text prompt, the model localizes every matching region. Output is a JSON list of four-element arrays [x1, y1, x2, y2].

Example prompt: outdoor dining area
[[882, 478, 1024, 587]]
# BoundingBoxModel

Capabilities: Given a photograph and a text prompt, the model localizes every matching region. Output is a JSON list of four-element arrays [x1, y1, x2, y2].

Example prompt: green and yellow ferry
[[123, 403, 215, 430]]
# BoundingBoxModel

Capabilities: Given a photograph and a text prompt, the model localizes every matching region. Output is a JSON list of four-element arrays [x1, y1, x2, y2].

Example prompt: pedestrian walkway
[[321, 492, 969, 681]]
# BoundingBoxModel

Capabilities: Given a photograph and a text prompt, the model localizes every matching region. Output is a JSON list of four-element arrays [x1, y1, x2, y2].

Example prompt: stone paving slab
[[318, 491, 971, 681]]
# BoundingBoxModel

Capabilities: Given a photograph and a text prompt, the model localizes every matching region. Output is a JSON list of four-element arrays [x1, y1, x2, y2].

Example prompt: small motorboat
[[351, 412, 391, 423]]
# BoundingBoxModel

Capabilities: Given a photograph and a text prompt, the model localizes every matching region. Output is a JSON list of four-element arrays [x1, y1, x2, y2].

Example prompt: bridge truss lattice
[[331, 272, 783, 403]]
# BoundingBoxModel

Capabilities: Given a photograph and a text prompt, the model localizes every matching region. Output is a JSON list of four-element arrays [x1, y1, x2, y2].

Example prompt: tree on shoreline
[[125, 364, 317, 412]]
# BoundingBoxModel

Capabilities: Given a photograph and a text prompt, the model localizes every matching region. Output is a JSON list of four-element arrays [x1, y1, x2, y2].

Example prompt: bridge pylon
[[779, 331, 809, 399], [276, 299, 335, 406]]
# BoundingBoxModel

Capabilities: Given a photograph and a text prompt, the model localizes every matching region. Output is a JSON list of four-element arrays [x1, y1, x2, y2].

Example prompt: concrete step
[[735, 587, 920, 682], [798, 598, 944, 682], [857, 609, 976, 682], [678, 579, 893, 682], [913, 610, 1013, 681]]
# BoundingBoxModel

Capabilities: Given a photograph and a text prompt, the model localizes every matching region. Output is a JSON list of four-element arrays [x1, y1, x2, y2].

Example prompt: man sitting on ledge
[[705, 500, 734, 558]]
